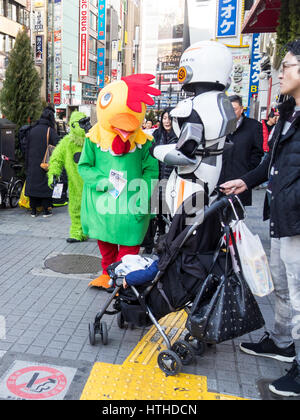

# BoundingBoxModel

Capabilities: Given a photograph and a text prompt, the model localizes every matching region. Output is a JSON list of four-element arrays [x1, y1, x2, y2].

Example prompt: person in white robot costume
[[152, 40, 237, 218]]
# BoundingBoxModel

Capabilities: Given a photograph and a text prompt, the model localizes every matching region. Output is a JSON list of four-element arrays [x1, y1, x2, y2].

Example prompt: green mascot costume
[[48, 111, 87, 243]]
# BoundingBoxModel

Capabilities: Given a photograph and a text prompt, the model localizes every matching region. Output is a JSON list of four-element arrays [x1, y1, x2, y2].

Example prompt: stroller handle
[[178, 195, 236, 249]]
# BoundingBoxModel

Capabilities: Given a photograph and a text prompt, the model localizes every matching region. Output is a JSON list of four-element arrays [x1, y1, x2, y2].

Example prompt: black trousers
[[29, 197, 52, 210]]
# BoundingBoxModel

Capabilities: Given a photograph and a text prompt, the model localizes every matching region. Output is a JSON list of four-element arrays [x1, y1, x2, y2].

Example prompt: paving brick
[[0, 191, 281, 400]]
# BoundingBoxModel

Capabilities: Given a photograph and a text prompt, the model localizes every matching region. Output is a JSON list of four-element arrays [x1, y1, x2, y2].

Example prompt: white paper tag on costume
[[109, 169, 127, 199], [52, 183, 63, 199]]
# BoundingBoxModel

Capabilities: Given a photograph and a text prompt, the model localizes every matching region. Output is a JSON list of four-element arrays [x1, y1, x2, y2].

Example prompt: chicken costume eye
[[100, 92, 113, 108]]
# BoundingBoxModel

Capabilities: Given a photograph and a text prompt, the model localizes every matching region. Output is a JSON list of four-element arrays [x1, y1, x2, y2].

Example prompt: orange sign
[[177, 67, 187, 83]]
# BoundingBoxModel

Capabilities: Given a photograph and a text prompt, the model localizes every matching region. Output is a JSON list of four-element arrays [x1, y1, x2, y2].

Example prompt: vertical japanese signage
[[97, 0, 106, 89], [248, 33, 261, 107], [79, 0, 89, 76], [53, 0, 62, 104], [35, 35, 43, 65], [217, 0, 238, 38], [98, 0, 106, 41], [48, 0, 62, 104], [97, 48, 105, 89], [226, 48, 251, 107]]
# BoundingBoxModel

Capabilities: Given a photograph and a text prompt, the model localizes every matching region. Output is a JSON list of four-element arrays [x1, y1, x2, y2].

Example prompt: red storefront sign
[[79, 0, 89, 76]]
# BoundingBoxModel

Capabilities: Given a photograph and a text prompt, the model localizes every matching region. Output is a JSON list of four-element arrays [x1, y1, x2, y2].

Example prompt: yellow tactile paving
[[80, 310, 248, 400], [80, 363, 208, 400], [80, 363, 245, 401], [124, 310, 188, 367]]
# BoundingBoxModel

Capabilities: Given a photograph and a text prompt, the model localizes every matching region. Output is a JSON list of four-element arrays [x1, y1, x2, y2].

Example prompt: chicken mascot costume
[[78, 74, 161, 290], [48, 111, 88, 243]]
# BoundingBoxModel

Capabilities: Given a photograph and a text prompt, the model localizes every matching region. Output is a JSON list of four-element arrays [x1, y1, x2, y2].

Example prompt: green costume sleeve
[[132, 141, 159, 218], [141, 140, 159, 201], [48, 137, 67, 187], [78, 138, 113, 191]]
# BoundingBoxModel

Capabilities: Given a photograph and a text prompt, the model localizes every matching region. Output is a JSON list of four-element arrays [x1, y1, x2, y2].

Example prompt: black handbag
[[186, 226, 265, 345]]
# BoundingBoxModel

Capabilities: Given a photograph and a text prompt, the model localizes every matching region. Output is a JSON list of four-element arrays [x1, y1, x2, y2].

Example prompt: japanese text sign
[[217, 0, 238, 38], [248, 33, 261, 107], [79, 0, 89, 76], [97, 48, 105, 89], [98, 0, 106, 41]]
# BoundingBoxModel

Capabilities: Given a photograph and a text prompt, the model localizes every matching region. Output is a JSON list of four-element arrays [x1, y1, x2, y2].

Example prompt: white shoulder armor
[[171, 99, 193, 119], [192, 91, 236, 140]]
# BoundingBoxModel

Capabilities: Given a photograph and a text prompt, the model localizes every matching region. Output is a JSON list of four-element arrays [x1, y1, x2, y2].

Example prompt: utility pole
[[168, 83, 172, 107], [69, 62, 72, 105], [157, 58, 162, 112]]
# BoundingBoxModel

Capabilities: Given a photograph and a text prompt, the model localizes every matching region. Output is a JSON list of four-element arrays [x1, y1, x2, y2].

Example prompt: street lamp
[[157, 58, 162, 112], [168, 83, 173, 106]]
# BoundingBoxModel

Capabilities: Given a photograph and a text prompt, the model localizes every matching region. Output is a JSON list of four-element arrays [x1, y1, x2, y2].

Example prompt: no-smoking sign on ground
[[0, 361, 77, 400]]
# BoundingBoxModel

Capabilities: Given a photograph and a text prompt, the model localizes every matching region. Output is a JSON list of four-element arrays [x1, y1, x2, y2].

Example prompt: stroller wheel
[[100, 322, 108, 345], [157, 350, 182, 376], [117, 312, 125, 329], [89, 322, 96, 346], [184, 333, 206, 356], [171, 340, 195, 365]]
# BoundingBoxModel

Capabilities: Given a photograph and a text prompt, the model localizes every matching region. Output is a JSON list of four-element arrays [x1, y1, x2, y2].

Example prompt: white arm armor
[[152, 91, 236, 212]]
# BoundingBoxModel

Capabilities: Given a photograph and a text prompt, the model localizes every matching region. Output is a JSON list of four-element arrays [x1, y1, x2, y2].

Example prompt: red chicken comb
[[122, 74, 161, 113]]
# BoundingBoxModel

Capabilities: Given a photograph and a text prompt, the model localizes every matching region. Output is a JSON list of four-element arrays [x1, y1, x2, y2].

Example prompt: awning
[[242, 0, 281, 34]]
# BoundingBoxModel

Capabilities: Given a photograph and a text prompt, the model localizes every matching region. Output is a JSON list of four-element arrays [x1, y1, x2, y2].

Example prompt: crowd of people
[[9, 38, 300, 398]]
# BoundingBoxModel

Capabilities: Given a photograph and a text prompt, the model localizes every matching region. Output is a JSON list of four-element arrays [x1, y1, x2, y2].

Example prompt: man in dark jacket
[[220, 39, 300, 398], [218, 95, 264, 206], [25, 106, 59, 217]]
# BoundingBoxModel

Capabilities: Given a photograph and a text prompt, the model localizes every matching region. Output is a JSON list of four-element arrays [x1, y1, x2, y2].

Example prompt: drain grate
[[44, 254, 102, 275]]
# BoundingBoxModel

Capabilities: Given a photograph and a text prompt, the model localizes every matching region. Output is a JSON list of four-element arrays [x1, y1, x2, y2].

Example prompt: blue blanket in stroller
[[117, 209, 225, 326]]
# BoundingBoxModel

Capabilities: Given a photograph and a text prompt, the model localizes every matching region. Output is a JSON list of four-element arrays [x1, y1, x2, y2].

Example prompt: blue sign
[[98, 0, 106, 41], [97, 48, 105, 89], [217, 0, 238, 38], [248, 33, 261, 109]]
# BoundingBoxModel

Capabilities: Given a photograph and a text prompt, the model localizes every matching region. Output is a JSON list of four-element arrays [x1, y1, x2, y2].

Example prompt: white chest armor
[[153, 90, 236, 216]]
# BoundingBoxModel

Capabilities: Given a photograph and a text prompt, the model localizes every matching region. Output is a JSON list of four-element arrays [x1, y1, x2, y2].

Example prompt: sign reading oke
[[217, 0, 238, 38], [79, 0, 89, 76]]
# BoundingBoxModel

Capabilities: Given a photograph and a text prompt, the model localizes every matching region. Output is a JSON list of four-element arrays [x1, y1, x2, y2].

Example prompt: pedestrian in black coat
[[220, 39, 300, 398], [151, 108, 178, 180], [25, 106, 59, 217], [142, 109, 178, 253], [218, 95, 264, 206]]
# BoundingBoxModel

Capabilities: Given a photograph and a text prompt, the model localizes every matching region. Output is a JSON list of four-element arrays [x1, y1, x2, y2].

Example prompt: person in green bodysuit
[[48, 111, 88, 243]]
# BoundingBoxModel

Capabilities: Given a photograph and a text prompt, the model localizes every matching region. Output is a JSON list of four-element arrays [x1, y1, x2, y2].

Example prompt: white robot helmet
[[177, 40, 233, 91]]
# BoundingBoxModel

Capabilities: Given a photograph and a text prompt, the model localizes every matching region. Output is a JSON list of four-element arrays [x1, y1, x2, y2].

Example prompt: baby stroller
[[88, 192, 253, 376]]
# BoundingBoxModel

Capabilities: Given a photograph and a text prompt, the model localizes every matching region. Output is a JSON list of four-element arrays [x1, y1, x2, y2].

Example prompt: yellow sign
[[34, 1, 44, 7], [178, 67, 187, 83]]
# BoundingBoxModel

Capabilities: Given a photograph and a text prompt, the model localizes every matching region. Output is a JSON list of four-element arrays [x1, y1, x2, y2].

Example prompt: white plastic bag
[[234, 220, 274, 297]]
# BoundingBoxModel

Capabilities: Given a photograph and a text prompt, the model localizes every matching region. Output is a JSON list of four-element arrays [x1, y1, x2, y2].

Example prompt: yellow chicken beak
[[109, 113, 140, 142]]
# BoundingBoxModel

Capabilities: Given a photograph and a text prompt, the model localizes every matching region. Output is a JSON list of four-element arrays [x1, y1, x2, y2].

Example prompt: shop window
[[89, 60, 97, 77]]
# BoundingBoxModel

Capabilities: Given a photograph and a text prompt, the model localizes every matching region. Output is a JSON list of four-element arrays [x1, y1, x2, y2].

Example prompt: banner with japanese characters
[[98, 0, 106, 41], [217, 0, 238, 38], [248, 33, 261, 107], [97, 48, 105, 89], [226, 47, 251, 107], [79, 0, 89, 76], [35, 35, 43, 65]]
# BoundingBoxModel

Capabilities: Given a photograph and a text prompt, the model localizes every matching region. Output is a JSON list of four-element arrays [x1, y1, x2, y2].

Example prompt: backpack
[[18, 125, 32, 156]]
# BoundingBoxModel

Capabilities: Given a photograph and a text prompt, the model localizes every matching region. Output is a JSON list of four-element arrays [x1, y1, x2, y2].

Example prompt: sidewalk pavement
[[0, 191, 294, 400]]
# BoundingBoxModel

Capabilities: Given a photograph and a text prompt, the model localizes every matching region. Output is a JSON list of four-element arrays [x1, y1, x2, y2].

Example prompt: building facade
[[0, 0, 30, 90], [0, 0, 141, 117]]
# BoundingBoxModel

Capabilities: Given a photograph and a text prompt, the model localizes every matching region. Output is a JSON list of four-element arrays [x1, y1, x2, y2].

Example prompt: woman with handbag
[[25, 106, 59, 217]]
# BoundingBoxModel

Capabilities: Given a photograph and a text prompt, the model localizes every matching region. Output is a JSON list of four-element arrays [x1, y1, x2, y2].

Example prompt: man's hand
[[220, 179, 248, 196]]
